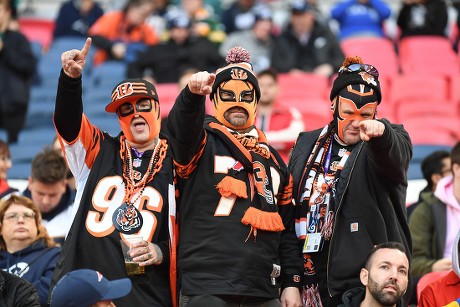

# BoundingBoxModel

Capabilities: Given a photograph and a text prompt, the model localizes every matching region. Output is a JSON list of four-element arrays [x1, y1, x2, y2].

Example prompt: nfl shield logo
[[133, 158, 142, 168]]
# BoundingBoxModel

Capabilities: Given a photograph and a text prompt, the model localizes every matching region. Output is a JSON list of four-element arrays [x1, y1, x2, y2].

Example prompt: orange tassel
[[216, 176, 248, 198], [241, 206, 285, 232]]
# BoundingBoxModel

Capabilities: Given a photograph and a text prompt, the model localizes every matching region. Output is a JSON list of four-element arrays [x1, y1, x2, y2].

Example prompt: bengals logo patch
[[231, 68, 248, 80], [358, 71, 377, 86]]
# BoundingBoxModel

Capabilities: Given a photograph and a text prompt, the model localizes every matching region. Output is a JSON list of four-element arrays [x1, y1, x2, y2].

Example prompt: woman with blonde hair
[[0, 195, 61, 306]]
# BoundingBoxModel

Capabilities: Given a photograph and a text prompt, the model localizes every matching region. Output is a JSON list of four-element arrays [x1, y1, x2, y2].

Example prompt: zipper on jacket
[[326, 142, 363, 298]]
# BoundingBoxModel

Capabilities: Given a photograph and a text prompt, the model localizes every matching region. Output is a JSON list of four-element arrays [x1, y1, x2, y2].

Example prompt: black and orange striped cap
[[105, 79, 159, 113]]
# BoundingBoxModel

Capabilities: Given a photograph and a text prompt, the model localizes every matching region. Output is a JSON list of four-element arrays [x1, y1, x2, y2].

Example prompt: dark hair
[[364, 242, 408, 270], [0, 140, 10, 158], [421, 150, 450, 190], [257, 67, 279, 82], [122, 0, 153, 13], [451, 142, 460, 166], [30, 149, 68, 184], [0, 195, 56, 250]]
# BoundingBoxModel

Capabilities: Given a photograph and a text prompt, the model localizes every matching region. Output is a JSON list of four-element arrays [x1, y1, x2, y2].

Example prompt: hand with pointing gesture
[[61, 37, 92, 79], [359, 119, 385, 142]]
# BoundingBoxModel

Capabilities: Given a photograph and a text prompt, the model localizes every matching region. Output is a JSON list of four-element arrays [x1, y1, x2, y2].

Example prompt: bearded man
[[165, 47, 303, 307], [339, 242, 410, 307]]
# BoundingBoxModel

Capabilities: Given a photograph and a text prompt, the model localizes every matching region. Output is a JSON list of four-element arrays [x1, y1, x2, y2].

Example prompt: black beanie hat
[[330, 57, 382, 104]]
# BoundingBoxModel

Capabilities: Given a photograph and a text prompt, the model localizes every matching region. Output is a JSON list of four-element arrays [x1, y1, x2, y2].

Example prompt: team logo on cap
[[113, 82, 135, 100], [231, 68, 248, 80], [96, 271, 103, 282]]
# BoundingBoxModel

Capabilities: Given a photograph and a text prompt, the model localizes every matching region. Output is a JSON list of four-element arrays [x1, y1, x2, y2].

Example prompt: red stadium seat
[[417, 270, 450, 303], [277, 73, 330, 102], [282, 97, 331, 131], [402, 116, 460, 146], [18, 18, 55, 51], [155, 83, 179, 118], [340, 37, 399, 79], [398, 36, 459, 77], [451, 74, 460, 104], [390, 75, 450, 103], [394, 98, 456, 123]]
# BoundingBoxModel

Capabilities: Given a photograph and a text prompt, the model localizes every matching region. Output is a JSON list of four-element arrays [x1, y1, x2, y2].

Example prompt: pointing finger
[[80, 37, 92, 58]]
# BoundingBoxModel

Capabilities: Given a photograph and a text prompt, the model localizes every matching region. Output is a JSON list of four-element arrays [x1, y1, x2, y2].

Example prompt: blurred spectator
[[409, 142, 460, 280], [145, 0, 172, 39], [0, 270, 40, 306], [0, 140, 17, 199], [255, 68, 304, 163], [220, 0, 257, 34], [219, 4, 274, 73], [173, 0, 225, 43], [53, 0, 104, 40], [88, 0, 159, 66], [271, 0, 344, 77], [51, 136, 76, 192], [407, 149, 451, 218], [396, 0, 448, 39], [0, 0, 37, 143], [50, 269, 132, 307], [127, 13, 224, 83], [0, 195, 60, 306], [418, 228, 460, 307], [330, 0, 392, 41], [22, 149, 75, 245], [7, 0, 17, 31]]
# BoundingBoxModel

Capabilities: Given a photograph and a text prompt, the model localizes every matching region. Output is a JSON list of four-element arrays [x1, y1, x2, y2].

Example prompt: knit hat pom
[[226, 47, 251, 64], [341, 56, 363, 67]]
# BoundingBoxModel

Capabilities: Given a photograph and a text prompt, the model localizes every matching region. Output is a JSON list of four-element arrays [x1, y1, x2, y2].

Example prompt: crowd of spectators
[[0, 0, 460, 305]]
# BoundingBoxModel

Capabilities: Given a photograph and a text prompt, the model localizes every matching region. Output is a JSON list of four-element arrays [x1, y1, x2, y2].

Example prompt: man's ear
[[360, 268, 369, 286]]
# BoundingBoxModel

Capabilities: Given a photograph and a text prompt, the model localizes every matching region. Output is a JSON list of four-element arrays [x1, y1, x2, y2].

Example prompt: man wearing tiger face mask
[[288, 56, 413, 307], [49, 38, 177, 307], [165, 46, 303, 307]]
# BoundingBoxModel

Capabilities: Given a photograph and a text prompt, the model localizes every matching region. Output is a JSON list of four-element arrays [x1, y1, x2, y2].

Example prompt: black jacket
[[338, 287, 404, 307], [397, 0, 448, 38], [127, 36, 224, 83], [0, 270, 40, 307], [289, 119, 412, 301], [270, 21, 344, 74]]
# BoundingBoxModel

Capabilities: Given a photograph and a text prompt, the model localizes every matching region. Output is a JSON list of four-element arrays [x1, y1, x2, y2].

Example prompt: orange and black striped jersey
[[166, 87, 303, 298], [51, 73, 176, 306]]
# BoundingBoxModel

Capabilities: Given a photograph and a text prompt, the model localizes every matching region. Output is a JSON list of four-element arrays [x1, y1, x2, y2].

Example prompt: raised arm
[[54, 38, 92, 142], [165, 71, 216, 165]]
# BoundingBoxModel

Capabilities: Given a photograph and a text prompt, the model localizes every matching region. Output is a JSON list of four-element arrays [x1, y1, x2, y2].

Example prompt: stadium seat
[[417, 270, 450, 302], [155, 83, 179, 118], [8, 161, 33, 180], [402, 116, 460, 146], [390, 75, 449, 104], [18, 17, 55, 52], [451, 74, 460, 104], [277, 73, 330, 102], [398, 36, 460, 77], [394, 98, 456, 123], [281, 97, 331, 131], [340, 37, 399, 79]]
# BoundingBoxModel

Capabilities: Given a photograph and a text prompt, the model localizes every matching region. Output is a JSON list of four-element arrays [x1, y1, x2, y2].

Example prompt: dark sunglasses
[[339, 63, 379, 78], [117, 99, 153, 117]]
